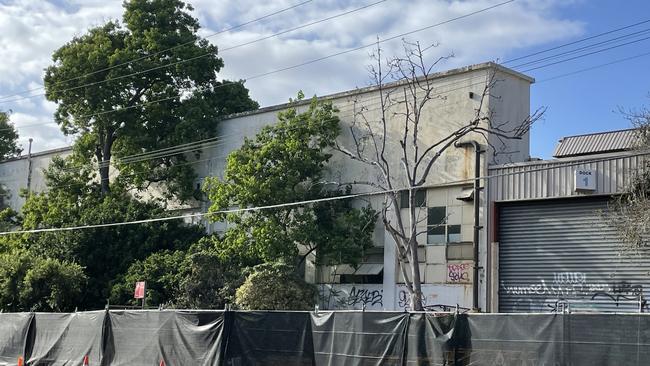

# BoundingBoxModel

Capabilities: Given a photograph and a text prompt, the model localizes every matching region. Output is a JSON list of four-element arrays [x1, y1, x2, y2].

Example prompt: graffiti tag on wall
[[500, 272, 647, 312], [447, 263, 471, 283], [319, 285, 383, 310]]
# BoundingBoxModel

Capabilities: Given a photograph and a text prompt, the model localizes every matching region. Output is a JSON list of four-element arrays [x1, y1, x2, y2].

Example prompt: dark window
[[448, 225, 462, 242], [400, 189, 426, 208], [339, 271, 383, 284], [427, 206, 462, 244]]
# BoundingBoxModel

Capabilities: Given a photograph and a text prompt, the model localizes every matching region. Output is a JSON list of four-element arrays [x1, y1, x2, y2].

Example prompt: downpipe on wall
[[454, 140, 484, 311]]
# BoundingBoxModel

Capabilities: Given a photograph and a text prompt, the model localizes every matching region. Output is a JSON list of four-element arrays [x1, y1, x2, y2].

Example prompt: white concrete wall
[[0, 148, 71, 211], [0, 63, 534, 311]]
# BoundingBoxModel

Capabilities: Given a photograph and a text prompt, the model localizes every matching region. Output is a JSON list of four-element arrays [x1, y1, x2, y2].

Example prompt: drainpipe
[[455, 140, 484, 311], [26, 138, 33, 192]]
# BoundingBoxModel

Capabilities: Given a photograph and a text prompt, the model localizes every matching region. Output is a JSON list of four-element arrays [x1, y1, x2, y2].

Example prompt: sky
[[0, 0, 649, 158]]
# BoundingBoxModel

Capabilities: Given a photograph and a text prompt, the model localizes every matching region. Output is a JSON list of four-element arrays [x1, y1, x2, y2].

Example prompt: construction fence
[[1, 310, 649, 365]]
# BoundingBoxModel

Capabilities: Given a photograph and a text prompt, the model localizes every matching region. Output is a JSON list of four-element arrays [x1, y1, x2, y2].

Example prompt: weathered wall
[[0, 147, 71, 211]]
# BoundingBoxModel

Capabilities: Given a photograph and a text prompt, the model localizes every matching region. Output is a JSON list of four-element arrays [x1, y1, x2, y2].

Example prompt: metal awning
[[334, 263, 384, 275], [456, 187, 474, 201]]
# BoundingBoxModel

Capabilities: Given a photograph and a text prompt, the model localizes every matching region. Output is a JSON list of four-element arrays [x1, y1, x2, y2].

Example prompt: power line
[[2, 149, 647, 235], [0, 0, 515, 132], [18, 80, 493, 188], [0, 0, 388, 105], [508, 27, 650, 69], [501, 18, 650, 64], [519, 35, 650, 72], [536, 50, 650, 83], [0, 0, 316, 102]]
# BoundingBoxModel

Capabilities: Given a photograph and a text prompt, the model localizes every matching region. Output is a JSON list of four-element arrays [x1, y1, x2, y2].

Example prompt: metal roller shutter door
[[498, 198, 650, 313]]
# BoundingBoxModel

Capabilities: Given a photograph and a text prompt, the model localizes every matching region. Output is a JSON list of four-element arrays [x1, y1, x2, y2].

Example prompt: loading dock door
[[498, 198, 650, 313]]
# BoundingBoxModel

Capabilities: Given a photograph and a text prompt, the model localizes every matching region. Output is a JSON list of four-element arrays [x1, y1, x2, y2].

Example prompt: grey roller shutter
[[498, 198, 650, 313]]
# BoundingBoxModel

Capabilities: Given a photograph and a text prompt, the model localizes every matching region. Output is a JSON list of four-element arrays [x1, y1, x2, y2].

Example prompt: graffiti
[[447, 263, 471, 283], [591, 281, 646, 309], [338, 286, 383, 307], [319, 285, 383, 310], [397, 289, 428, 310], [500, 273, 648, 312], [553, 272, 586, 285]]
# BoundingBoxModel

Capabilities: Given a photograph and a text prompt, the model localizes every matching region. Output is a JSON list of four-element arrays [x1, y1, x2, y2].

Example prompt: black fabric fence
[[0, 310, 649, 365]]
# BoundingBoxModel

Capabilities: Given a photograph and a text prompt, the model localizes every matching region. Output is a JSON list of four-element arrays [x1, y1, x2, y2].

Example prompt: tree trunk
[[408, 233, 424, 310], [98, 132, 114, 195], [408, 191, 424, 311]]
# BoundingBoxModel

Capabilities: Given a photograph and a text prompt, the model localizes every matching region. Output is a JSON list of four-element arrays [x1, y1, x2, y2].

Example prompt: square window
[[427, 226, 445, 244], [447, 225, 462, 243], [427, 206, 462, 245], [427, 207, 446, 225], [400, 189, 426, 208]]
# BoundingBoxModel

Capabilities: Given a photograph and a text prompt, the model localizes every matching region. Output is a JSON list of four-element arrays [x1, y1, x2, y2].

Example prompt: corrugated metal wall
[[489, 151, 647, 201], [498, 198, 650, 313]]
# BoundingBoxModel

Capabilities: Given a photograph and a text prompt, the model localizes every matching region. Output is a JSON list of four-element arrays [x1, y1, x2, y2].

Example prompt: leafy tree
[[44, 0, 258, 199], [110, 249, 185, 307], [0, 250, 86, 312], [203, 97, 377, 267], [0, 111, 21, 160], [235, 262, 317, 310], [3, 157, 204, 309], [111, 237, 247, 308]]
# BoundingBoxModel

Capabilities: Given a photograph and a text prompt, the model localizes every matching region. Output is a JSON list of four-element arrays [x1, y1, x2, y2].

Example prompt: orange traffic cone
[[83, 355, 89, 365], [159, 359, 166, 366], [17, 356, 24, 366]]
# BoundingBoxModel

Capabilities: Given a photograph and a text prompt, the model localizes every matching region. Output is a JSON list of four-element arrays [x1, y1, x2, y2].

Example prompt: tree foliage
[[43, 0, 258, 199], [0, 250, 86, 312], [0, 111, 21, 161], [1, 156, 204, 309], [110, 237, 247, 308], [203, 97, 377, 266], [235, 262, 317, 310]]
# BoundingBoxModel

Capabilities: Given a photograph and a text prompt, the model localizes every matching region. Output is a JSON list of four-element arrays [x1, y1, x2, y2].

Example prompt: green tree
[[0, 250, 86, 312], [110, 249, 185, 307], [111, 237, 247, 308], [203, 97, 377, 267], [0, 111, 21, 160], [4, 157, 205, 309], [235, 262, 317, 310], [44, 0, 258, 200]]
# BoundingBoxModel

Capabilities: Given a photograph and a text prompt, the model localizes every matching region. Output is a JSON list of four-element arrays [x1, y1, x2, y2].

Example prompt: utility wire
[[2, 149, 647, 235], [501, 18, 650, 64], [519, 35, 650, 72], [0, 0, 388, 105], [0, 0, 515, 132], [0, 0, 316, 101], [508, 27, 650, 69], [536, 50, 650, 83]]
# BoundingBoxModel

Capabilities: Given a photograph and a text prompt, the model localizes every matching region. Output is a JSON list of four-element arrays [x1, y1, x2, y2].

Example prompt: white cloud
[[0, 0, 584, 152]]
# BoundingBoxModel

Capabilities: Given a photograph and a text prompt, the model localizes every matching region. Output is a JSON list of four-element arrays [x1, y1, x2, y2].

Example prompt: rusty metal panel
[[498, 198, 650, 313]]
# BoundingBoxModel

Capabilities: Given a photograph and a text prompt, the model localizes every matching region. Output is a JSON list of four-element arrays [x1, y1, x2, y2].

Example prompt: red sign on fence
[[134, 281, 146, 299]]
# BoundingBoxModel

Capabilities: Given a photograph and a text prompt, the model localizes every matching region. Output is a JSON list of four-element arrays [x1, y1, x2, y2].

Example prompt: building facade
[[0, 62, 535, 311], [488, 129, 650, 313]]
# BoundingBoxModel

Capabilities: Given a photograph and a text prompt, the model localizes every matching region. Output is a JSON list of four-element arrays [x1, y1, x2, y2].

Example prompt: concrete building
[[0, 146, 71, 211], [488, 128, 650, 313], [0, 62, 535, 311]]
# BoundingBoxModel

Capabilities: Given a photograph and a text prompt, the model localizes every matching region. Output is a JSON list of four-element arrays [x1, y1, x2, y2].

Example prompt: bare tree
[[334, 41, 543, 311], [609, 105, 650, 252]]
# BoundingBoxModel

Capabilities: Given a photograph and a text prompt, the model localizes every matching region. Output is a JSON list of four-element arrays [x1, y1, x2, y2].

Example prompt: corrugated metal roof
[[553, 128, 640, 158]]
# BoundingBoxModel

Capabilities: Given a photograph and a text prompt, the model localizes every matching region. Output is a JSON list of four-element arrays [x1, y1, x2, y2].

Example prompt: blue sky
[[520, 1, 650, 158], [0, 0, 649, 158]]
